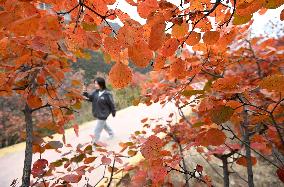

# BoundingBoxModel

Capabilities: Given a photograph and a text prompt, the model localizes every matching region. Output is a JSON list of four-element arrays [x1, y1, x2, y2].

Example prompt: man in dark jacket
[[83, 77, 116, 143]]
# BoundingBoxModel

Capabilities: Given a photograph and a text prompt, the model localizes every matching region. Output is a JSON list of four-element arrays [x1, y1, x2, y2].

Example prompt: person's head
[[94, 77, 106, 90]]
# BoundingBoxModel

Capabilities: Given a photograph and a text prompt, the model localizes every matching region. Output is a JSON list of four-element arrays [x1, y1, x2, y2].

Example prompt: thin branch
[[224, 0, 236, 26], [83, 3, 117, 35], [57, 4, 80, 15], [107, 157, 116, 187], [199, 153, 223, 179], [201, 69, 224, 78], [94, 166, 107, 187], [230, 165, 248, 184], [222, 125, 280, 169]]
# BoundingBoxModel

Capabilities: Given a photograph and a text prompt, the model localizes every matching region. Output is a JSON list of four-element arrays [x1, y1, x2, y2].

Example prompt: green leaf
[[192, 122, 205, 128], [211, 106, 234, 124], [45, 141, 63, 149], [181, 90, 204, 97], [203, 80, 213, 91], [71, 154, 85, 163], [84, 145, 93, 154], [51, 160, 63, 167]]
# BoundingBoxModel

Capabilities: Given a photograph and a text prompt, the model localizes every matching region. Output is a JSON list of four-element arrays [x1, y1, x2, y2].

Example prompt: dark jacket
[[83, 89, 116, 120]]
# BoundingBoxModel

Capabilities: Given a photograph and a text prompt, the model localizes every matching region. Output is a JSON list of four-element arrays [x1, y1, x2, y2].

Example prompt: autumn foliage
[[0, 0, 284, 186]]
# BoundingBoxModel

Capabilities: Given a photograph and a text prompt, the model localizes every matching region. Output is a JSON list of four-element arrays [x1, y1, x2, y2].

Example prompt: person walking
[[83, 77, 116, 143]]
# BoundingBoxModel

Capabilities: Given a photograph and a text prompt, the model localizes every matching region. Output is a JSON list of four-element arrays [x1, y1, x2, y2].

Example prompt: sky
[[109, 0, 284, 38]]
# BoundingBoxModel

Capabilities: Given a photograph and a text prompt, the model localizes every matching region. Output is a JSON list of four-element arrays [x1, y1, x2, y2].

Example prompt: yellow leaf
[[71, 80, 81, 86], [72, 102, 82, 109], [233, 14, 253, 25], [128, 150, 138, 157], [82, 22, 97, 31]]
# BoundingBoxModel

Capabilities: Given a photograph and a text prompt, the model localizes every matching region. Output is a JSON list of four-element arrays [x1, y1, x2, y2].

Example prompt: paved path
[[0, 102, 191, 186]]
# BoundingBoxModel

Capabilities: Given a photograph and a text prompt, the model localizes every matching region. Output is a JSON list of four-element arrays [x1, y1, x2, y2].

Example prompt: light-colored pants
[[94, 119, 114, 143]]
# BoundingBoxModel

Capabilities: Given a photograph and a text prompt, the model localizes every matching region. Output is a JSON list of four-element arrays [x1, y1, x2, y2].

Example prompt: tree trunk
[[21, 104, 33, 187], [178, 142, 190, 187], [241, 106, 254, 187], [221, 157, 229, 187]]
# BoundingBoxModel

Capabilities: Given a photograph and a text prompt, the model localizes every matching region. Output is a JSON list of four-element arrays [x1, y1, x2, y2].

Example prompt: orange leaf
[[109, 62, 132, 89], [128, 40, 153, 68], [200, 128, 226, 146], [9, 14, 40, 36], [84, 157, 97, 164], [0, 11, 19, 28], [172, 22, 189, 39], [259, 74, 284, 93], [212, 76, 243, 93], [185, 31, 201, 46], [149, 21, 166, 50], [153, 54, 166, 70], [236, 156, 257, 167], [203, 31, 220, 45], [27, 95, 42, 109], [236, 0, 264, 17], [161, 38, 179, 57], [104, 37, 121, 60], [169, 58, 187, 79], [137, 0, 159, 18]]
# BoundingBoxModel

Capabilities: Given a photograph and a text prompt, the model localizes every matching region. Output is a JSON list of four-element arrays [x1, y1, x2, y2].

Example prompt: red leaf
[[32, 159, 48, 178], [131, 170, 147, 186], [101, 156, 111, 165], [73, 124, 79, 137], [236, 156, 257, 167], [196, 164, 203, 173], [150, 166, 167, 184], [61, 174, 82, 183], [141, 135, 163, 159], [141, 118, 148, 123], [276, 167, 284, 183], [115, 157, 123, 164]]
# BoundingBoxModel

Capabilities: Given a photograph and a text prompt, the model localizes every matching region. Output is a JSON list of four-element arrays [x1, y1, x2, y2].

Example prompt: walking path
[[0, 102, 191, 186]]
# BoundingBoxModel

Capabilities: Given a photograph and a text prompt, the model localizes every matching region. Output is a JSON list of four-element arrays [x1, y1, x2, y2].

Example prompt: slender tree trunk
[[241, 106, 254, 187], [221, 157, 229, 187], [21, 104, 33, 187], [178, 142, 190, 187]]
